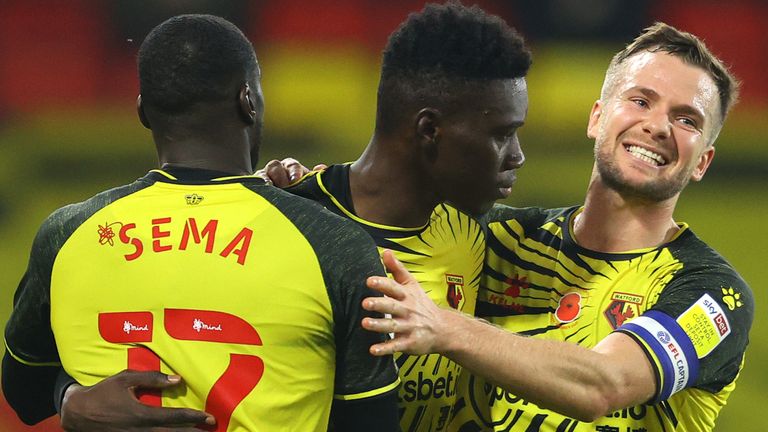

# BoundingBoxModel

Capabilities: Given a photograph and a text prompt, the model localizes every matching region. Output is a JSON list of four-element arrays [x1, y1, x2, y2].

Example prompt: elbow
[[570, 394, 614, 423], [2, 391, 49, 425], [570, 375, 644, 422]]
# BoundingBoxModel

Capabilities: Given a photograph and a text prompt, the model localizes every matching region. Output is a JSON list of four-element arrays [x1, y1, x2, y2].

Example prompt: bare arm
[[362, 250, 656, 422]]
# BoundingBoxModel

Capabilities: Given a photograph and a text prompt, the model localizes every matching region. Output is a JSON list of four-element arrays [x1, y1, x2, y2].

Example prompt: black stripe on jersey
[[651, 405, 670, 432], [518, 324, 563, 337], [502, 409, 524, 431], [396, 353, 411, 369], [563, 323, 592, 343], [432, 354, 442, 375], [482, 266, 565, 298], [416, 233, 433, 248], [441, 203, 458, 239], [487, 233, 591, 291], [374, 237, 431, 257], [475, 300, 554, 318], [556, 418, 580, 432], [407, 405, 427, 432], [525, 413, 548, 432], [471, 226, 484, 249], [659, 400, 679, 427], [457, 421, 483, 432], [401, 356, 420, 377], [470, 268, 482, 287]]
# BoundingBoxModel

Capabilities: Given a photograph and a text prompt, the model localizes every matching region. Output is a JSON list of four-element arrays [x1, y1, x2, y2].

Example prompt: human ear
[[586, 100, 602, 139], [691, 146, 715, 182], [137, 95, 151, 130], [415, 108, 441, 162], [238, 83, 258, 125]]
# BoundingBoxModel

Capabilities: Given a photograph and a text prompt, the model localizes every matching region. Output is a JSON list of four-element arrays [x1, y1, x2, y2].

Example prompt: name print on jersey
[[97, 217, 253, 265]]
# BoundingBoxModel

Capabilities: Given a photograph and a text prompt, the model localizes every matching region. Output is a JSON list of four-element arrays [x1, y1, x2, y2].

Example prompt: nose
[[502, 136, 525, 170], [642, 109, 672, 141]]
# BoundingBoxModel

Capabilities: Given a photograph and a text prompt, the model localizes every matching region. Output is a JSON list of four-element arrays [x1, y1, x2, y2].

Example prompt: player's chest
[[484, 249, 679, 347]]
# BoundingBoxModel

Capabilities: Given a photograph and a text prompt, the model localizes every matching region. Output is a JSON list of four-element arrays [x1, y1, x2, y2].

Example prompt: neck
[[349, 135, 439, 227], [574, 173, 681, 253], [152, 122, 254, 176]]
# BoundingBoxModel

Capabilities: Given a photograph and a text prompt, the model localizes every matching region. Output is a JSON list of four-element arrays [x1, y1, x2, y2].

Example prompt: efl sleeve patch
[[676, 293, 731, 358], [617, 309, 699, 402]]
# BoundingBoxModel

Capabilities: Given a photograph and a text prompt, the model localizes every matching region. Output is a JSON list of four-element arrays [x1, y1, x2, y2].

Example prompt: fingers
[[361, 316, 406, 334], [381, 250, 417, 285], [139, 405, 214, 428], [312, 163, 328, 171], [366, 275, 406, 300], [263, 159, 291, 187], [369, 339, 400, 356], [114, 370, 184, 390], [281, 158, 309, 184]]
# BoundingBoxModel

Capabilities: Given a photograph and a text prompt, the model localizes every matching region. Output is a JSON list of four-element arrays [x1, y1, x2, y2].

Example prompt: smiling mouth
[[624, 144, 667, 167]]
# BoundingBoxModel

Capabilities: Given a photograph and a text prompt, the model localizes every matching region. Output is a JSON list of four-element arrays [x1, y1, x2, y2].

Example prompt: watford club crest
[[604, 292, 644, 329], [445, 274, 465, 310]]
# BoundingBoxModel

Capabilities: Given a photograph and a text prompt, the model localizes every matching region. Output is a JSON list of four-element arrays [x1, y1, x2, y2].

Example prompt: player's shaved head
[[138, 14, 259, 114], [375, 2, 532, 135]]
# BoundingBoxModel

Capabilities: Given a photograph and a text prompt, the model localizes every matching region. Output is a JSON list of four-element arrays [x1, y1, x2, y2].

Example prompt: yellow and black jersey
[[5, 167, 399, 432], [288, 164, 485, 432], [452, 205, 754, 432]]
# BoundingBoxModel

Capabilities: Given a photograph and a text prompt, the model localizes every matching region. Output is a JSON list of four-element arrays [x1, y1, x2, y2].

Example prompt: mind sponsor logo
[[192, 318, 222, 333], [123, 320, 149, 334]]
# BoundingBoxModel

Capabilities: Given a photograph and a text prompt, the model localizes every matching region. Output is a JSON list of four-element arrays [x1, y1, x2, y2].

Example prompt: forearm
[[438, 310, 653, 421], [1, 352, 59, 424]]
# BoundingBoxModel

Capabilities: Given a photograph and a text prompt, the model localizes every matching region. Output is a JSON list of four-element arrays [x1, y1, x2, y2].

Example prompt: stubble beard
[[594, 143, 690, 203]]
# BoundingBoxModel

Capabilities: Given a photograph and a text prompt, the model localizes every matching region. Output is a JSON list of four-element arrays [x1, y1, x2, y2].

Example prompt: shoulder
[[253, 183, 378, 252], [484, 204, 575, 228], [35, 181, 150, 251], [667, 229, 752, 298], [284, 169, 324, 201]]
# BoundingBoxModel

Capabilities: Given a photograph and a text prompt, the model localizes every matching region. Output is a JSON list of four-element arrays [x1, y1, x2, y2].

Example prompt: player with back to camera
[[1, 14, 400, 432], [31, 3, 534, 432], [361, 22, 754, 431]]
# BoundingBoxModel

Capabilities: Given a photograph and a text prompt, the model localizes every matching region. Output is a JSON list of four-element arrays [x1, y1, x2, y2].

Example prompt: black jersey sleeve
[[647, 258, 753, 393], [321, 222, 400, 399], [5, 206, 69, 365], [616, 234, 754, 401], [251, 185, 400, 399], [4, 181, 148, 423]]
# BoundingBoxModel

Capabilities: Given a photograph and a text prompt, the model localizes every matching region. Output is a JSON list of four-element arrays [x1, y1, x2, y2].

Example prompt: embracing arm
[[1, 352, 59, 424], [362, 251, 655, 422]]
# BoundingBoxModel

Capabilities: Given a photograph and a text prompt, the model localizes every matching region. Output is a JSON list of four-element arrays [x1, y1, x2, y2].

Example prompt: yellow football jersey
[[5, 168, 399, 432], [289, 164, 485, 432], [451, 205, 753, 432]]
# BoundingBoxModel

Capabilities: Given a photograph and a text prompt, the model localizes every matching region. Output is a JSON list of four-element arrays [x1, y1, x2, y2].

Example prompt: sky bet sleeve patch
[[676, 293, 731, 358]]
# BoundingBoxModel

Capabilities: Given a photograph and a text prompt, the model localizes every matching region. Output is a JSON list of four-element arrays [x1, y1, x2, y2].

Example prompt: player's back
[[33, 168, 398, 431]]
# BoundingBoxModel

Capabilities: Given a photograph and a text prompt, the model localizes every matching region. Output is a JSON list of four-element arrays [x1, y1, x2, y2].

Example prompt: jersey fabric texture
[[5, 168, 399, 432], [288, 164, 486, 432], [451, 205, 753, 432]]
